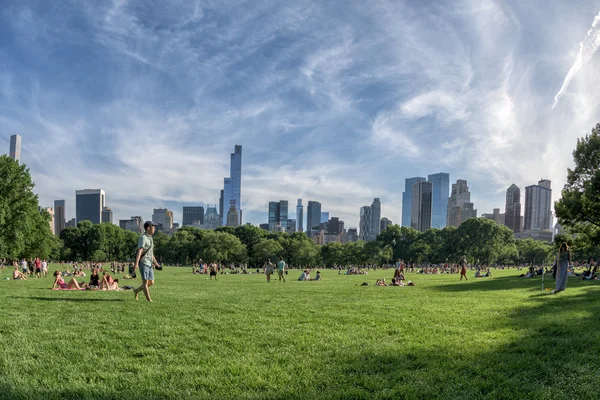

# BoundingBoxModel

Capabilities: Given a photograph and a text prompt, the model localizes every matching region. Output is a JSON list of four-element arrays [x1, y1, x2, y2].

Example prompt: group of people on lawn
[[51, 268, 120, 291]]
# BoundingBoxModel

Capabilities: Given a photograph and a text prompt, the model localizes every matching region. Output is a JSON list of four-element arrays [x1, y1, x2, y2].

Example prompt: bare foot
[[134, 291, 139, 300]]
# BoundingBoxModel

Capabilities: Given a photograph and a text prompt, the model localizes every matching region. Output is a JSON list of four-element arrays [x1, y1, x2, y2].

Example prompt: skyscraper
[[370, 198, 381, 240], [102, 207, 113, 224], [446, 180, 476, 227], [39, 206, 55, 235], [320, 212, 329, 224], [402, 177, 426, 227], [219, 190, 224, 222], [411, 181, 433, 232], [505, 184, 522, 233], [76, 189, 105, 224], [380, 217, 392, 232], [296, 199, 304, 232], [427, 172, 450, 228], [222, 145, 242, 225], [54, 200, 66, 235], [226, 201, 239, 227], [119, 216, 144, 233], [268, 200, 288, 232], [152, 208, 173, 231], [306, 201, 322, 237], [183, 206, 205, 226], [9, 134, 21, 163], [524, 179, 553, 231], [204, 206, 221, 230], [359, 206, 372, 241]]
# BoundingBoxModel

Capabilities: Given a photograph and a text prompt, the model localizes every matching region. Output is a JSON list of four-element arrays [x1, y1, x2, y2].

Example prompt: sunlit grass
[[1, 266, 599, 399]]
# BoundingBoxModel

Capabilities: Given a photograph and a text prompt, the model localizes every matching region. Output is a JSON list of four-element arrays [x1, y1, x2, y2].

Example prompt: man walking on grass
[[133, 221, 161, 302], [277, 257, 286, 282]]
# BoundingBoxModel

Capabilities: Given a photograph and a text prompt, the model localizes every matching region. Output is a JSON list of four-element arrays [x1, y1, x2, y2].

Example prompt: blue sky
[[1, 0, 600, 228]]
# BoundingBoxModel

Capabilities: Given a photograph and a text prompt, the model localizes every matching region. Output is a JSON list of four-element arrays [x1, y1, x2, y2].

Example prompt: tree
[[555, 123, 600, 244], [377, 225, 421, 262], [456, 218, 517, 265], [199, 231, 246, 264], [252, 238, 283, 264], [0, 156, 55, 260]]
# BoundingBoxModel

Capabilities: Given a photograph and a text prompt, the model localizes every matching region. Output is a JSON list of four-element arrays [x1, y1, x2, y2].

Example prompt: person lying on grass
[[52, 270, 82, 290], [375, 278, 388, 286], [13, 267, 27, 280]]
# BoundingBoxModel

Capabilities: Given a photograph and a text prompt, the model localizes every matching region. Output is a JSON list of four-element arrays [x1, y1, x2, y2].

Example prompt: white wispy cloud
[[1, 0, 600, 228]]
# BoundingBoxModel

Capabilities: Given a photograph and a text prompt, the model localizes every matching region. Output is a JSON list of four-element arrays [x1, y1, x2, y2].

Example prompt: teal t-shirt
[[277, 260, 286, 271], [138, 233, 154, 266]]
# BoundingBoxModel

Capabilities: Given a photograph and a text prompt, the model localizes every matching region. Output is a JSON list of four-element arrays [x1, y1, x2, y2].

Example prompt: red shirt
[[35, 259, 41, 268]]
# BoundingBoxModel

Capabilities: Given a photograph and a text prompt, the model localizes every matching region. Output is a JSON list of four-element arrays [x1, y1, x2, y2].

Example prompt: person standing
[[553, 242, 571, 294], [133, 221, 160, 302], [209, 263, 218, 280], [34, 257, 41, 278], [460, 256, 468, 281], [264, 259, 274, 283], [277, 257, 286, 282], [41, 259, 48, 277]]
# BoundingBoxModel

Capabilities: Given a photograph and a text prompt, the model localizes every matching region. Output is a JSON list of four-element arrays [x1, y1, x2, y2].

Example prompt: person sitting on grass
[[88, 269, 100, 287], [313, 271, 321, 281], [52, 270, 82, 290], [298, 270, 310, 281], [101, 272, 119, 290], [13, 267, 27, 280], [475, 268, 482, 278], [391, 278, 403, 286]]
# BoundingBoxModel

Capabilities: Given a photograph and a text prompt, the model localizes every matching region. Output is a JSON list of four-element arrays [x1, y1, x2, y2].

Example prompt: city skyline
[[2, 2, 599, 228]]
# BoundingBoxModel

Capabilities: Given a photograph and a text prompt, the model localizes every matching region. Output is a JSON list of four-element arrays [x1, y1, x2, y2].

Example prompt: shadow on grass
[[430, 274, 600, 293], [311, 286, 600, 399], [10, 296, 124, 303], [0, 384, 165, 400]]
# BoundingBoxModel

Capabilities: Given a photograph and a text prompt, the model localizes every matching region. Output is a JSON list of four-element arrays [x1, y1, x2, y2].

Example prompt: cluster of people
[[51, 268, 120, 291], [298, 270, 321, 281], [374, 278, 415, 286], [15, 258, 49, 278]]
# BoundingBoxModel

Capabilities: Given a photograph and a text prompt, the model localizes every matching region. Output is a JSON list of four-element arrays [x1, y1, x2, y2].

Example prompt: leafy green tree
[[456, 218, 517, 265], [0, 156, 54, 260], [287, 233, 318, 267], [377, 225, 421, 262], [199, 231, 246, 264], [321, 242, 344, 267], [555, 123, 600, 239], [252, 238, 283, 264]]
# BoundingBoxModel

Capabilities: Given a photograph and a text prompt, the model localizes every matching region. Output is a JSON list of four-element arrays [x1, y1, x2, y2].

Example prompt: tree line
[[3, 121, 600, 267]]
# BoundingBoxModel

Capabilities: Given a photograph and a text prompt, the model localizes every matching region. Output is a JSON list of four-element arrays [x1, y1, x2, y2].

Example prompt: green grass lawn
[[1, 266, 599, 400]]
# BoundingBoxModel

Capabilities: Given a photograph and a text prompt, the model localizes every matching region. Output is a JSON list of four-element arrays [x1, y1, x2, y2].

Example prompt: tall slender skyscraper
[[54, 200, 66, 235], [9, 134, 21, 163], [505, 184, 522, 233], [306, 201, 322, 237], [402, 177, 426, 227], [359, 206, 372, 241], [296, 199, 304, 232], [427, 172, 450, 228], [411, 181, 433, 232], [524, 179, 552, 231], [370, 198, 381, 240], [76, 189, 105, 224], [447, 180, 476, 227], [222, 145, 242, 225]]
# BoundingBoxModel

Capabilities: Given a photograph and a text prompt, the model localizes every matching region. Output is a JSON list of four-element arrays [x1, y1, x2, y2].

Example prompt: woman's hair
[[560, 242, 569, 252]]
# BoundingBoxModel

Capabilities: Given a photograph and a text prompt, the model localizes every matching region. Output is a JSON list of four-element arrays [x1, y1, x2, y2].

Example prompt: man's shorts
[[210, 270, 217, 276], [139, 263, 154, 281], [278, 270, 284, 276]]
